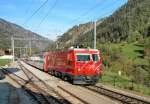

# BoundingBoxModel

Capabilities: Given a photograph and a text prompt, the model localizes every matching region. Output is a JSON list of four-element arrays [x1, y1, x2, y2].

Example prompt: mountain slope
[[58, 0, 150, 48], [0, 18, 52, 50], [57, 19, 103, 48]]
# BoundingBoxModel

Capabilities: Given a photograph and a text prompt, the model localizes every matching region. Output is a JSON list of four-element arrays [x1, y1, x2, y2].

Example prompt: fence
[[100, 73, 150, 95]]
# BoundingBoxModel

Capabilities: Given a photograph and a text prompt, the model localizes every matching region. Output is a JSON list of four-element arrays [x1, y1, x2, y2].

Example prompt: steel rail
[[0, 67, 51, 104], [85, 86, 150, 104], [22, 60, 91, 104], [18, 61, 71, 104], [58, 86, 89, 104], [24, 60, 150, 104]]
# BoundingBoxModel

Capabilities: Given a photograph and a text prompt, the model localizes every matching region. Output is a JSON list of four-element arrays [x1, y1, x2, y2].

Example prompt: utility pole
[[11, 36, 15, 62], [20, 47, 21, 58], [94, 21, 97, 49], [56, 42, 59, 49], [29, 41, 32, 56], [10, 37, 49, 57]]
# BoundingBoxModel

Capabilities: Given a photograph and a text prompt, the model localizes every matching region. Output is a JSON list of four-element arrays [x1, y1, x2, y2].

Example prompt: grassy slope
[[101, 70, 150, 95], [98, 42, 150, 95], [0, 59, 11, 66], [98, 42, 148, 65], [121, 42, 148, 65]]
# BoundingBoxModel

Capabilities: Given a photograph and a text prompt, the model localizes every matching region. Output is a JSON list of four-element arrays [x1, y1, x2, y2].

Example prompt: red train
[[43, 48, 103, 85]]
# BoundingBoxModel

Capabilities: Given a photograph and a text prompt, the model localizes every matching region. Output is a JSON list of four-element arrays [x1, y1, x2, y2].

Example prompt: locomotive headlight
[[77, 68, 80, 71]]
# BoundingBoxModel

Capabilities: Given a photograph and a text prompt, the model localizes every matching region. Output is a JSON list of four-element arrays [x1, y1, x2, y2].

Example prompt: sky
[[0, 0, 128, 40]]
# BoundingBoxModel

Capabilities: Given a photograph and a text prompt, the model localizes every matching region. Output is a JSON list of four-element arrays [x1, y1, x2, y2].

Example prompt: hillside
[[58, 0, 150, 47], [55, 0, 150, 95], [57, 19, 104, 48], [0, 18, 52, 51]]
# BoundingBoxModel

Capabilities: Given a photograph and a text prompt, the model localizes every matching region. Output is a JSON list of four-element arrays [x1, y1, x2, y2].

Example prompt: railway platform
[[0, 68, 33, 104]]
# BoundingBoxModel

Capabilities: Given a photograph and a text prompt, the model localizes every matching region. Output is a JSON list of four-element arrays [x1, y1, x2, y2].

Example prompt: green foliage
[[58, 0, 150, 46], [56, 0, 150, 95], [0, 59, 11, 66], [94, 0, 150, 43], [101, 69, 150, 95], [128, 31, 141, 42], [98, 42, 150, 95], [128, 66, 150, 84]]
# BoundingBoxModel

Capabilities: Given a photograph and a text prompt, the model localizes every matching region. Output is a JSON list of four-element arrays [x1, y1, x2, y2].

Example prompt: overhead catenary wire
[[70, 0, 106, 24], [35, 0, 59, 31], [69, 0, 124, 25], [65, 0, 119, 30], [23, 0, 48, 26], [64, 0, 123, 48], [62, 0, 105, 30], [80, 0, 123, 22]]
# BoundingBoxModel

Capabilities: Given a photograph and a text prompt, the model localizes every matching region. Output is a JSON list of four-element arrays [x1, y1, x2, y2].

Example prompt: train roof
[[68, 47, 99, 52], [45, 48, 100, 55]]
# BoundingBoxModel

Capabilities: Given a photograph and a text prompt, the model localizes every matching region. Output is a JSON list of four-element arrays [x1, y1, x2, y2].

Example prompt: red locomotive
[[43, 47, 102, 84]]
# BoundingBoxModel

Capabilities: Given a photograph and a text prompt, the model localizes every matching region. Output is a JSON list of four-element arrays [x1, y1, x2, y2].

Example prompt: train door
[[67, 52, 74, 66], [66, 51, 75, 74]]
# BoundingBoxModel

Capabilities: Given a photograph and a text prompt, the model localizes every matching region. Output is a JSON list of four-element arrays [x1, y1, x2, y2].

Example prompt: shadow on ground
[[0, 69, 71, 104]]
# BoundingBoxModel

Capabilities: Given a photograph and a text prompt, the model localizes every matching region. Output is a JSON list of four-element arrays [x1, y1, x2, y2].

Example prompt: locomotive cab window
[[92, 54, 99, 61], [76, 54, 90, 61]]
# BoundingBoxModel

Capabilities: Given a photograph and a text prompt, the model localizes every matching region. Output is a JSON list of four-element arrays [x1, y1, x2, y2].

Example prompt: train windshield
[[76, 54, 90, 61], [92, 54, 99, 61]]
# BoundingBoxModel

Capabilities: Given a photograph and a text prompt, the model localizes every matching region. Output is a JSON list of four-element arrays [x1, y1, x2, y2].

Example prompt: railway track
[[19, 61, 91, 104], [84, 86, 150, 104], [1, 67, 53, 104], [0, 66, 70, 104], [18, 61, 72, 104], [24, 60, 150, 104], [57, 85, 89, 104]]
